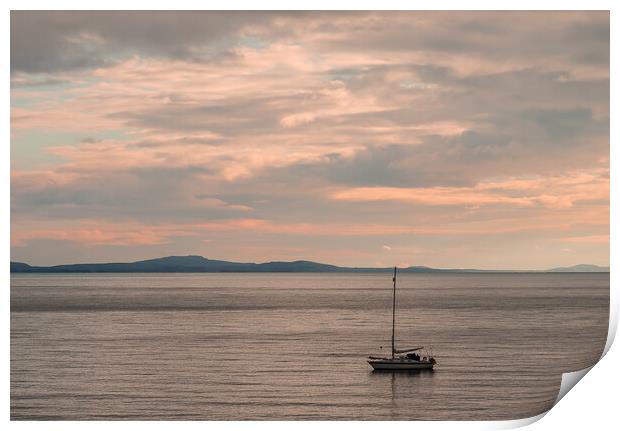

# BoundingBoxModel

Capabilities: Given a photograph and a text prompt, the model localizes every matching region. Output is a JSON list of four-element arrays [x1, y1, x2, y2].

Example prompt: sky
[[10, 11, 609, 269]]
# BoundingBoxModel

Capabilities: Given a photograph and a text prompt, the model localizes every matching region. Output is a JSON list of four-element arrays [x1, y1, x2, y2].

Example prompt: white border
[[3, 1, 616, 430]]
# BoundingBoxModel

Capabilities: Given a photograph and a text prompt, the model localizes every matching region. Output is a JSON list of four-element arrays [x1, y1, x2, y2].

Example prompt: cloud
[[557, 234, 609, 243], [10, 11, 275, 73], [329, 170, 609, 209], [14, 209, 604, 249], [11, 12, 609, 80], [10, 11, 609, 268], [11, 221, 190, 247]]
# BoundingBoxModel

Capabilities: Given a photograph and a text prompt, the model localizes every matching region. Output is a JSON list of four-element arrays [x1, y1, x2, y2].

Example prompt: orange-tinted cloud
[[329, 170, 609, 209]]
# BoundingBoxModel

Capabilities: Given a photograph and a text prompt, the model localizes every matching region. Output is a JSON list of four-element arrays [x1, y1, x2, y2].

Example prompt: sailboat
[[368, 267, 436, 371]]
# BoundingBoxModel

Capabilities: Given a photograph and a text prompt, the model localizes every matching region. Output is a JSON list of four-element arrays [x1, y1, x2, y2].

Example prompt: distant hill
[[8, 255, 611, 273], [10, 256, 345, 273], [547, 264, 610, 273]]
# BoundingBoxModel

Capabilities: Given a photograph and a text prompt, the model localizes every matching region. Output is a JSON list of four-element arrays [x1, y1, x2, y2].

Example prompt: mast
[[391, 266, 397, 359]]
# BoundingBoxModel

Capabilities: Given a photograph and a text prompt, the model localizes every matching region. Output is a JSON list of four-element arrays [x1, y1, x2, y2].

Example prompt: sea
[[10, 272, 609, 420]]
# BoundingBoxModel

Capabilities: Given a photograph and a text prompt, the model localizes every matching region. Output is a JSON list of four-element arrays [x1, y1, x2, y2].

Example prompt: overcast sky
[[10, 11, 609, 269]]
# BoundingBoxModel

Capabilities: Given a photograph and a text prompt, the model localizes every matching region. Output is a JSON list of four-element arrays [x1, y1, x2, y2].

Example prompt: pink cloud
[[10, 12, 609, 268], [13, 208, 608, 249], [557, 235, 609, 243], [11, 223, 192, 247], [329, 170, 609, 209]]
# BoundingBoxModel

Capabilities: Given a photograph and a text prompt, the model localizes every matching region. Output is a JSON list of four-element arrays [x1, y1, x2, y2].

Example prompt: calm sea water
[[11, 273, 609, 420]]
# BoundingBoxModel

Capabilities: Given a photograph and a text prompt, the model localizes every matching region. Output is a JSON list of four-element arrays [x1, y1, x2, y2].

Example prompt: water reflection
[[369, 369, 436, 405]]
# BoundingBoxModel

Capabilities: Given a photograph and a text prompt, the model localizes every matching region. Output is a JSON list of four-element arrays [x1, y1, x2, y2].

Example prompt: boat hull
[[368, 359, 435, 371]]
